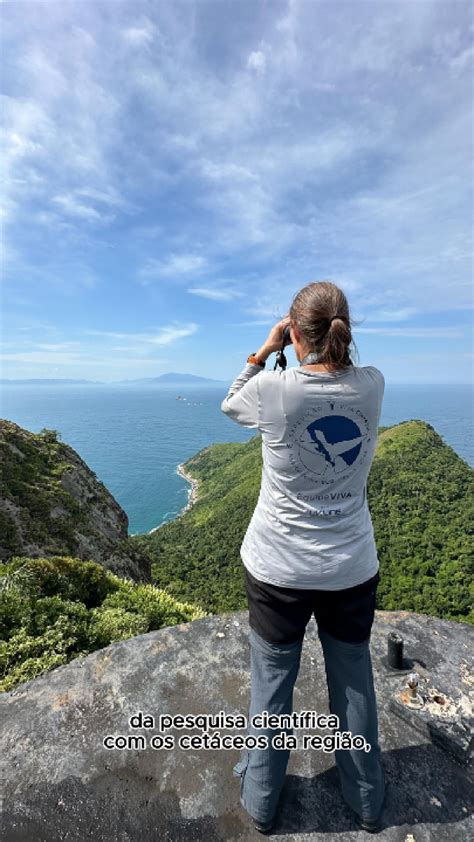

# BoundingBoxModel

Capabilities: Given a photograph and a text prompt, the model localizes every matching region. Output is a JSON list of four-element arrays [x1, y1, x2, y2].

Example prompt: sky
[[1, 0, 473, 384]]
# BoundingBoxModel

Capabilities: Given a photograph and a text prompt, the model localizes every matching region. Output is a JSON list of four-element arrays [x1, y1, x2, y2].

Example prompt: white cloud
[[17, 46, 69, 100], [151, 323, 198, 345], [187, 286, 243, 302], [122, 26, 154, 47], [51, 193, 114, 223], [74, 186, 137, 211], [200, 160, 257, 182], [362, 308, 419, 322], [164, 133, 199, 152], [354, 326, 464, 338], [1, 322, 197, 378], [227, 319, 274, 327], [449, 45, 474, 71], [33, 211, 78, 232], [1, 351, 84, 364], [35, 342, 82, 351], [247, 50, 266, 73], [138, 254, 207, 280], [83, 323, 199, 346], [84, 330, 143, 340], [6, 131, 42, 156]]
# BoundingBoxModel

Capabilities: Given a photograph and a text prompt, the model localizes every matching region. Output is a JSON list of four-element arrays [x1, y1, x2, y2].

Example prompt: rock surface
[[2, 609, 473, 841], [0, 420, 151, 581]]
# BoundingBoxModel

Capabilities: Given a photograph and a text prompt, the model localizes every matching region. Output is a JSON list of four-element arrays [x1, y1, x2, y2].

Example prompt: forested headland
[[132, 420, 473, 622]]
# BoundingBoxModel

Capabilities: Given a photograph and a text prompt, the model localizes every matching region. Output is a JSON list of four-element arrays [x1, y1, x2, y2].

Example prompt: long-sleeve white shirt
[[221, 362, 385, 589]]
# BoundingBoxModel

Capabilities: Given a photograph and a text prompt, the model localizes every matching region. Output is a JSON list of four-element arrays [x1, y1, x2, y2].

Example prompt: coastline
[[176, 462, 200, 514], [146, 462, 200, 535]]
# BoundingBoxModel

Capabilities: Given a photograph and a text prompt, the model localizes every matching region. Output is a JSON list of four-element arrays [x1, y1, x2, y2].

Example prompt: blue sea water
[[1, 382, 472, 536]]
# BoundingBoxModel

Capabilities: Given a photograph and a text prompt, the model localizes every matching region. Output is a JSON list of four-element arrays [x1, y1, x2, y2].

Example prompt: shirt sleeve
[[220, 363, 263, 429], [366, 366, 385, 420]]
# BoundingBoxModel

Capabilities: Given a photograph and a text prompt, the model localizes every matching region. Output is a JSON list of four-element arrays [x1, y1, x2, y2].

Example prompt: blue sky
[[1, 0, 472, 384]]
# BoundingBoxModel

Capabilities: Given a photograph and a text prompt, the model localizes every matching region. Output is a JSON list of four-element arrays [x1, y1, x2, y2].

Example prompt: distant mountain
[[0, 378, 103, 385], [1, 373, 225, 385], [116, 373, 226, 384]]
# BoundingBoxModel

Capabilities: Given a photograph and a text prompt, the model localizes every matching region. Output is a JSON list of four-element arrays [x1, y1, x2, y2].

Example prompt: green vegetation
[[0, 419, 152, 581], [0, 555, 207, 692], [132, 421, 473, 624], [368, 421, 473, 621], [0, 423, 91, 555]]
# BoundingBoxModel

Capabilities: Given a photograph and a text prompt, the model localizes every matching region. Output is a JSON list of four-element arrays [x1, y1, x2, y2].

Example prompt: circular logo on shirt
[[286, 401, 373, 484]]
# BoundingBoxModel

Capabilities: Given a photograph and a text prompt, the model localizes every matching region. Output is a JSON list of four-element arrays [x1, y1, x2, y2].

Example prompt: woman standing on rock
[[221, 280, 386, 834]]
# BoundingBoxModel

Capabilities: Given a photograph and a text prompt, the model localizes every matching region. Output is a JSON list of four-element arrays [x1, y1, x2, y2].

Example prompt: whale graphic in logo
[[297, 415, 367, 476]]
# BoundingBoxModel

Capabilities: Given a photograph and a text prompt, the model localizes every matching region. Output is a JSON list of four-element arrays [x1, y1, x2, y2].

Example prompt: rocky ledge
[[0, 420, 151, 581], [2, 609, 473, 841]]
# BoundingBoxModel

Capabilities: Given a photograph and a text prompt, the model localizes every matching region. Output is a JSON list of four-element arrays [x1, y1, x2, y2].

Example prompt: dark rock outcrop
[[0, 420, 151, 581], [2, 609, 472, 840]]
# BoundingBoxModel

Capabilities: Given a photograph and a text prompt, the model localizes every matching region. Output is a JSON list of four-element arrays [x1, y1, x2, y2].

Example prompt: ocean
[[1, 382, 472, 536]]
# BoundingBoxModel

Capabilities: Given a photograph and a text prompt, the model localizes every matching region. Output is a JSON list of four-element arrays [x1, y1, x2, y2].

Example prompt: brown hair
[[289, 280, 359, 371]]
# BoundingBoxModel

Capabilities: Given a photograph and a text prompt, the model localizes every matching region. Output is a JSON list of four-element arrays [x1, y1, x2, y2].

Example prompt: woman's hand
[[256, 315, 292, 361]]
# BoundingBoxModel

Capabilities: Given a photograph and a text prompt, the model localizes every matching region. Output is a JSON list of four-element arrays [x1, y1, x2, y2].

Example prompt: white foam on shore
[[145, 463, 200, 534]]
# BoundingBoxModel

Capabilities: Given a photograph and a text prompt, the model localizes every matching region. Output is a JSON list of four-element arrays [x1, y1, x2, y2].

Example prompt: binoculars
[[282, 326, 292, 345], [275, 326, 292, 371]]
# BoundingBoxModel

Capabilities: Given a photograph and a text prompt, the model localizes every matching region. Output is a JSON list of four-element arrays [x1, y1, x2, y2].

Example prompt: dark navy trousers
[[233, 567, 385, 824]]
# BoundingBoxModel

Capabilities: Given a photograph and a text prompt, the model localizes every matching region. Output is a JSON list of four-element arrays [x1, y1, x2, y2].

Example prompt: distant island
[[116, 373, 225, 384], [1, 373, 226, 385], [0, 378, 103, 385]]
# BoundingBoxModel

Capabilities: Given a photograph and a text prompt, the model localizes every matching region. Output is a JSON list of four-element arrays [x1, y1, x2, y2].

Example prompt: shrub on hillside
[[0, 555, 208, 692]]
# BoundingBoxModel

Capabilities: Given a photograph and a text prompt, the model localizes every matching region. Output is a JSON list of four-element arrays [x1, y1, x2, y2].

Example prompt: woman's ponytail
[[289, 281, 359, 370]]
